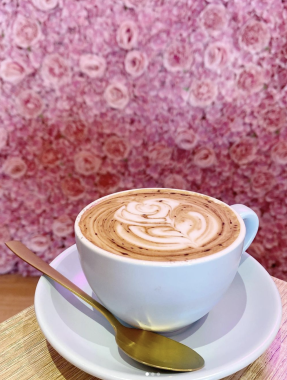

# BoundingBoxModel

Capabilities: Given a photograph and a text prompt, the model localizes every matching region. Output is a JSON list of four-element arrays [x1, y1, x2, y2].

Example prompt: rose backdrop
[[0, 0, 287, 278]]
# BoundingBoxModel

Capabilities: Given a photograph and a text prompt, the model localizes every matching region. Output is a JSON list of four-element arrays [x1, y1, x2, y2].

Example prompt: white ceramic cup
[[75, 189, 259, 333]]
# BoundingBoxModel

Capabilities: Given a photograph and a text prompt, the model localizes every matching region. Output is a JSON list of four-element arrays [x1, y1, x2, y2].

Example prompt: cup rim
[[74, 188, 246, 267]]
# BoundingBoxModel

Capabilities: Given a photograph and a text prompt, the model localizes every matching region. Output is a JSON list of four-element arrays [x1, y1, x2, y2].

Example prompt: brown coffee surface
[[79, 189, 240, 262]]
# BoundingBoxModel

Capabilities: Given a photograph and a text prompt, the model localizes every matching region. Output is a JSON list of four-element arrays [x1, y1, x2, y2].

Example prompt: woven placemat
[[0, 277, 286, 380]]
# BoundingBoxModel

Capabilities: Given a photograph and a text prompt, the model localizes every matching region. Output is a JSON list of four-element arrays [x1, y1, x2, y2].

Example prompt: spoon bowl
[[116, 326, 203, 371], [5, 240, 204, 372]]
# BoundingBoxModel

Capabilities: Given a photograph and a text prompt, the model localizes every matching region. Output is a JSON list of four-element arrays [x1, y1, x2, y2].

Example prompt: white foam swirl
[[114, 198, 220, 250]]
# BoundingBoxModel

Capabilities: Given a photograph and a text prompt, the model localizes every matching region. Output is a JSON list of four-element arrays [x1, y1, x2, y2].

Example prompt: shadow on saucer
[[46, 251, 249, 371], [164, 271, 247, 347], [112, 271, 247, 373], [48, 278, 115, 344]]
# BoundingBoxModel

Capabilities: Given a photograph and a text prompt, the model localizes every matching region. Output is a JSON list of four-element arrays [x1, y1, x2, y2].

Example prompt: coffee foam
[[79, 189, 240, 261]]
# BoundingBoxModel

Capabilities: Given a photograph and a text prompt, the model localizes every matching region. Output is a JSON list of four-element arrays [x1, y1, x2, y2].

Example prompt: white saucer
[[34, 245, 282, 380]]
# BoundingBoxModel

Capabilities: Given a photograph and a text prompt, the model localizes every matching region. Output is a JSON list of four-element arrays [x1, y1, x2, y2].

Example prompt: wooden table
[[0, 277, 286, 380], [0, 275, 40, 323]]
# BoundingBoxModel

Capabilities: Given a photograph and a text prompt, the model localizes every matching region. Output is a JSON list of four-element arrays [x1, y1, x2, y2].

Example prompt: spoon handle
[[5, 241, 120, 331]]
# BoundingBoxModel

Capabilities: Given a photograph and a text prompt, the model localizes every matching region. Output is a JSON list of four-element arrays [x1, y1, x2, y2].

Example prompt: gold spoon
[[6, 241, 204, 372]]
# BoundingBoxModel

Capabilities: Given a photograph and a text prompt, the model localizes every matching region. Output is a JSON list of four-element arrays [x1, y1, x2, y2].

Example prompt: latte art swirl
[[114, 199, 221, 249], [79, 189, 240, 261]]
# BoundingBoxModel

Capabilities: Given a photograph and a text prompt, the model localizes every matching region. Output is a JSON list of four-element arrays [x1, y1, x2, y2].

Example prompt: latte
[[79, 189, 240, 262]]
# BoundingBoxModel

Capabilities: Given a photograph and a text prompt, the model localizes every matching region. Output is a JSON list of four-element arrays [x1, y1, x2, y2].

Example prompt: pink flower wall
[[0, 0, 287, 278]]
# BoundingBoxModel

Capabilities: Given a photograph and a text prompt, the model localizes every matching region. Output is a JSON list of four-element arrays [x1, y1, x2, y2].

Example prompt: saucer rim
[[34, 245, 282, 380]]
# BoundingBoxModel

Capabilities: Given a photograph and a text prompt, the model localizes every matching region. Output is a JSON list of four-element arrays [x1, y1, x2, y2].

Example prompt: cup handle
[[230, 204, 259, 252]]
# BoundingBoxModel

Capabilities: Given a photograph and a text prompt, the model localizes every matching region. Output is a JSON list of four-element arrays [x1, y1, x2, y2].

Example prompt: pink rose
[[271, 141, 287, 165], [2, 157, 27, 179], [41, 54, 71, 87], [103, 135, 130, 160], [264, 191, 278, 208], [163, 173, 187, 189], [40, 147, 59, 167], [259, 107, 286, 132], [61, 177, 85, 200], [116, 21, 138, 50], [125, 50, 148, 77], [149, 144, 173, 163], [248, 242, 265, 261], [280, 42, 287, 62], [200, 4, 227, 35], [239, 19, 270, 53], [172, 148, 192, 165], [0, 251, 17, 275], [74, 151, 102, 175], [124, 0, 146, 8], [23, 194, 45, 215], [79, 54, 106, 78], [250, 206, 261, 219], [17, 90, 44, 119], [12, 15, 41, 48], [251, 170, 275, 194], [163, 42, 193, 72], [52, 215, 73, 237], [0, 129, 8, 151], [193, 147, 216, 168], [204, 42, 229, 71], [128, 157, 146, 172], [269, 201, 286, 219], [189, 79, 218, 107], [229, 138, 258, 165], [17, 260, 41, 276], [0, 225, 11, 244], [32, 0, 58, 11], [237, 65, 264, 94], [104, 83, 129, 109], [175, 130, 198, 150], [26, 235, 50, 253], [0, 60, 26, 84], [61, 119, 88, 142], [97, 172, 121, 194], [277, 67, 287, 90]]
